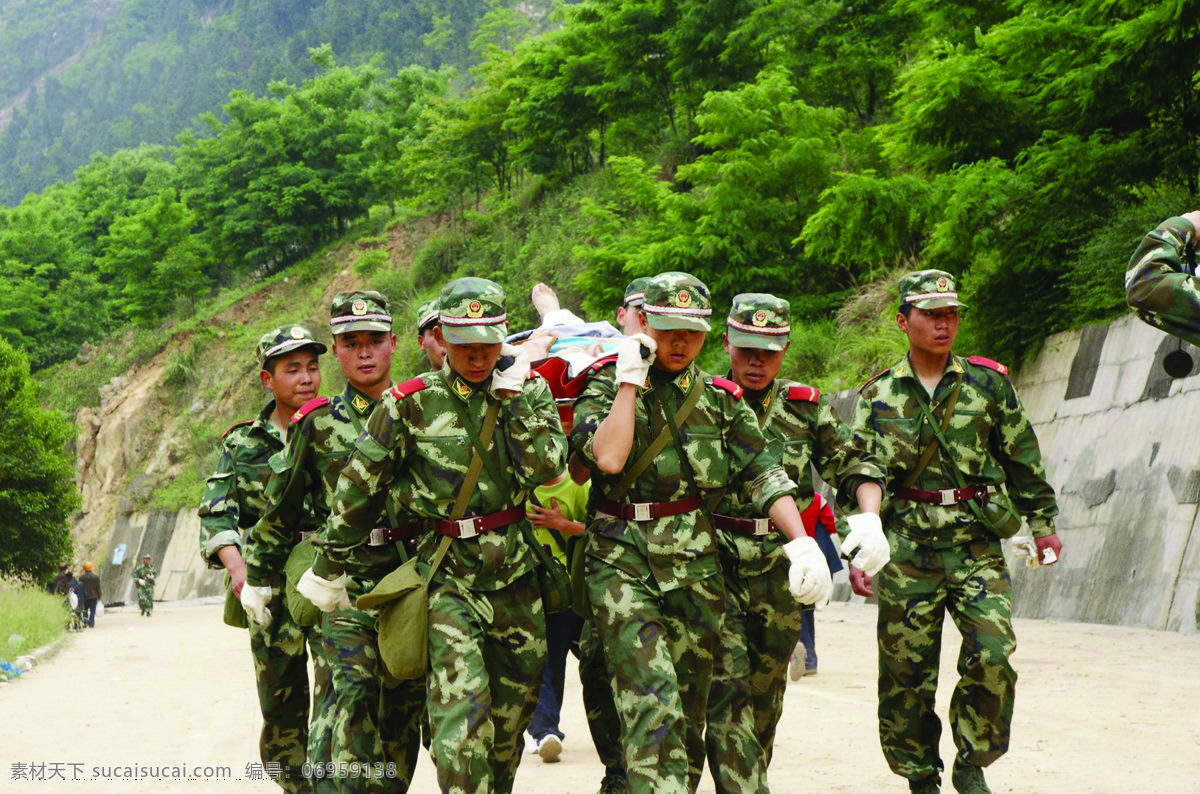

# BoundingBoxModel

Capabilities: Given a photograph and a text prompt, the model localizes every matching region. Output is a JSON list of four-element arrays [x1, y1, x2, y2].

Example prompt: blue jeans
[[798, 607, 817, 669], [84, 598, 98, 628], [528, 608, 584, 740]]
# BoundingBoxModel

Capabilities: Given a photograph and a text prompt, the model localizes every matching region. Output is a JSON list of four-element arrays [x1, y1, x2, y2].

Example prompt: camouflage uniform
[[133, 560, 157, 616], [1125, 215, 1200, 346], [246, 292, 424, 793], [576, 277, 651, 794], [572, 273, 797, 794], [314, 278, 568, 794], [198, 325, 332, 794], [851, 271, 1059, 788], [705, 294, 886, 793]]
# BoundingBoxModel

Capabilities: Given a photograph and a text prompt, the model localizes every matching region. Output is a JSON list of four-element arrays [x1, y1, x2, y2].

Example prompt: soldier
[[704, 293, 889, 792], [574, 277, 651, 794], [300, 277, 568, 794], [1125, 211, 1200, 346], [851, 270, 1063, 794], [240, 292, 424, 792], [197, 324, 327, 793], [133, 554, 158, 617], [417, 298, 446, 369], [571, 272, 835, 794]]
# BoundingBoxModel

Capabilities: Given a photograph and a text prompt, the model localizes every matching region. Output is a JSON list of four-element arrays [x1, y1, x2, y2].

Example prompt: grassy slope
[[0, 585, 68, 659]]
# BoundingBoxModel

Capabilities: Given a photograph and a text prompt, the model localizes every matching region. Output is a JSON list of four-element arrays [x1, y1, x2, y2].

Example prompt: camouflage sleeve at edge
[[1125, 216, 1200, 347], [811, 397, 887, 510]]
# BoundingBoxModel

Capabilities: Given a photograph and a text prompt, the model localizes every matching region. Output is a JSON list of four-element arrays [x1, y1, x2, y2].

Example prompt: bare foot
[[531, 283, 561, 319]]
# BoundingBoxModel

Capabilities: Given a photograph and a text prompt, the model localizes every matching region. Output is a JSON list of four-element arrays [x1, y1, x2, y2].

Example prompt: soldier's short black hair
[[898, 304, 914, 318]]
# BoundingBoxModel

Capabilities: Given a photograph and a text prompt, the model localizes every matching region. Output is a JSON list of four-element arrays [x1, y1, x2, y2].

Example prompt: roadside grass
[[0, 584, 69, 660]]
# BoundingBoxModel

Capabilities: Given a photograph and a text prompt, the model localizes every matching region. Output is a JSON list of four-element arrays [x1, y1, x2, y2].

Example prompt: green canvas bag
[[284, 535, 322, 627], [358, 399, 499, 680], [222, 572, 249, 629]]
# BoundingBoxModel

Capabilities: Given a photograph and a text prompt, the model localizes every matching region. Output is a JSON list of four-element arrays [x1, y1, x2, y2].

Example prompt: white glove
[[239, 584, 275, 626], [783, 536, 833, 608], [1011, 535, 1040, 568], [296, 568, 351, 613], [615, 333, 656, 387], [840, 512, 890, 576], [490, 343, 531, 397], [136, 579, 144, 587]]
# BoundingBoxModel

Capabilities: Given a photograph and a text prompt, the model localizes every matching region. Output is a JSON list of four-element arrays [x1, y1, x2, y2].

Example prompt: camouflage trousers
[[137, 587, 154, 615], [706, 558, 803, 793], [876, 533, 1016, 782], [586, 558, 724, 794], [247, 601, 335, 793], [578, 619, 625, 776], [427, 570, 546, 794], [321, 596, 425, 794]]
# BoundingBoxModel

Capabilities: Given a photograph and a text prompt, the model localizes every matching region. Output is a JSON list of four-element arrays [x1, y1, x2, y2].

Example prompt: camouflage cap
[[439, 277, 508, 344], [726, 293, 791, 352], [416, 299, 440, 333], [898, 269, 967, 310], [623, 277, 650, 308], [330, 290, 393, 335], [257, 324, 327, 366], [641, 272, 713, 332]]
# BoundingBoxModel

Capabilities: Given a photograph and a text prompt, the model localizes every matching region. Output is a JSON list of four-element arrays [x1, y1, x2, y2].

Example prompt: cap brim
[[646, 314, 712, 332], [442, 324, 507, 344], [332, 320, 392, 335], [263, 340, 327, 364], [909, 297, 966, 310], [727, 327, 789, 351]]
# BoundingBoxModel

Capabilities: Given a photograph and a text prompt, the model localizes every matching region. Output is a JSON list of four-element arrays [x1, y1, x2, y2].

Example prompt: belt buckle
[[753, 518, 770, 536], [632, 502, 652, 522], [939, 489, 956, 506], [369, 528, 384, 545], [457, 518, 478, 539]]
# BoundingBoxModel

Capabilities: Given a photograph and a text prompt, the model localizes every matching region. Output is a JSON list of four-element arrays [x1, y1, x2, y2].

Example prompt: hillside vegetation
[[0, 0, 1196, 559], [0, 0, 551, 202]]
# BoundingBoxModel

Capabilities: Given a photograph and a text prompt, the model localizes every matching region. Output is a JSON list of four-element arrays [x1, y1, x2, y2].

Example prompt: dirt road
[[3, 598, 1197, 793]]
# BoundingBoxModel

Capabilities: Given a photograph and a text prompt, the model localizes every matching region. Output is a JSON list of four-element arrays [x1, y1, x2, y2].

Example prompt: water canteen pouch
[[222, 573, 249, 629], [910, 378, 1024, 540], [519, 521, 573, 615], [358, 398, 500, 680], [285, 535, 322, 627]]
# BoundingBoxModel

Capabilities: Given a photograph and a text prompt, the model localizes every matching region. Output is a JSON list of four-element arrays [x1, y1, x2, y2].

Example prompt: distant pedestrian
[[49, 562, 69, 595], [133, 554, 157, 617], [80, 562, 102, 628]]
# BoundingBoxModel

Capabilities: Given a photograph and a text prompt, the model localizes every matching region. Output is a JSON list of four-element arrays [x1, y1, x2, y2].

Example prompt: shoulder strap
[[654, 387, 702, 498], [606, 373, 706, 502], [902, 376, 962, 489], [425, 399, 502, 583], [906, 377, 994, 527]]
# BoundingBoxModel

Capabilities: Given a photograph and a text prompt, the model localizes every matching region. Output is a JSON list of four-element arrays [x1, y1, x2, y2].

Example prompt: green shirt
[[314, 365, 569, 591], [714, 377, 886, 578], [1125, 215, 1200, 346], [528, 475, 591, 566], [197, 401, 288, 569], [852, 352, 1058, 548], [572, 362, 796, 593]]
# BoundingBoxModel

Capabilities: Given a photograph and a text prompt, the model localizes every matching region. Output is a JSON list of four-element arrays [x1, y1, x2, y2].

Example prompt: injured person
[[509, 280, 647, 377]]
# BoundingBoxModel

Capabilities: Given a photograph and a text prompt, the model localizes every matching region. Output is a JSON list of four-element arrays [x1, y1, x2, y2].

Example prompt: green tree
[[0, 337, 78, 579]]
